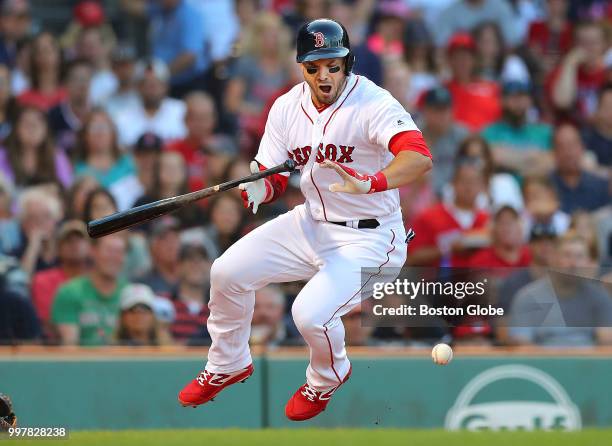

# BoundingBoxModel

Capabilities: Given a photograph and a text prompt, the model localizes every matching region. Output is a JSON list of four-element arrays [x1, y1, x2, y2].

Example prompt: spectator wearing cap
[[104, 43, 139, 121], [51, 234, 127, 346], [169, 241, 211, 344], [0, 0, 31, 69], [113, 59, 186, 147], [75, 25, 117, 105], [526, 0, 573, 77], [47, 59, 93, 154], [419, 86, 470, 197], [497, 222, 558, 315], [31, 220, 91, 339], [73, 108, 137, 201], [581, 84, 612, 172], [114, 283, 172, 346], [17, 32, 66, 112], [444, 32, 501, 131], [165, 92, 220, 192], [550, 123, 610, 214], [548, 21, 608, 122], [508, 232, 612, 347], [482, 80, 554, 177], [435, 0, 521, 48], [137, 216, 181, 297], [408, 158, 490, 268], [9, 187, 62, 277], [470, 205, 531, 270]]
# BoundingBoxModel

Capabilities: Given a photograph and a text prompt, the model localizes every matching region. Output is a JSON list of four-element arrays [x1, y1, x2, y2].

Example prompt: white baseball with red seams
[[205, 74, 418, 390]]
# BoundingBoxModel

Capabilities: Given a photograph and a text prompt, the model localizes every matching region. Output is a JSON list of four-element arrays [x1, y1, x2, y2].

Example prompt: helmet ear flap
[[345, 52, 355, 75]]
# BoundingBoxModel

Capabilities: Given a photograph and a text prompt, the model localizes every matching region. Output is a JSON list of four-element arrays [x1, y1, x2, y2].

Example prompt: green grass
[[7, 429, 612, 446]]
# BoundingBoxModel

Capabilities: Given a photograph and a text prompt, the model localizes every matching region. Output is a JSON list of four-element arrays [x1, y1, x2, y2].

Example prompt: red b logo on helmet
[[314, 32, 325, 48]]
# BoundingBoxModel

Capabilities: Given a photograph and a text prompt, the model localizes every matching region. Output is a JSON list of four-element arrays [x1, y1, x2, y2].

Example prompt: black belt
[[329, 218, 380, 229]]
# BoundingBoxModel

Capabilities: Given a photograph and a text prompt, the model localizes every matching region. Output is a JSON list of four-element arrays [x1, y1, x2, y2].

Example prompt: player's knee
[[291, 302, 324, 334], [210, 255, 238, 291]]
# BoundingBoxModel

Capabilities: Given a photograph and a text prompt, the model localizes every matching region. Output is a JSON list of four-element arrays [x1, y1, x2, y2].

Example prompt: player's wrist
[[367, 171, 388, 193]]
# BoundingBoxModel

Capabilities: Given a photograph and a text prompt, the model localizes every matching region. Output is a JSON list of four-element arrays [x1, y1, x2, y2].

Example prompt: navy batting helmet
[[296, 19, 355, 75]]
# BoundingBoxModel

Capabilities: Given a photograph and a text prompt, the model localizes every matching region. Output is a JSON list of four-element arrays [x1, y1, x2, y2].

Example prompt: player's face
[[302, 57, 347, 106]]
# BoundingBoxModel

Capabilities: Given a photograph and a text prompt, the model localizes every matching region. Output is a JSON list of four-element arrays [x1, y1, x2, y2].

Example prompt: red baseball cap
[[74, 0, 105, 27], [447, 32, 476, 53]]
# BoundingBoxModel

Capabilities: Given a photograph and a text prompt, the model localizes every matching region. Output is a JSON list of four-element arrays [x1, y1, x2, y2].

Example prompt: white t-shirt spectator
[[113, 98, 187, 147]]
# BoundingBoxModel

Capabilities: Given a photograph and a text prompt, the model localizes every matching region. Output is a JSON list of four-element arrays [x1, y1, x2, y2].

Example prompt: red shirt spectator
[[32, 268, 69, 323], [170, 299, 209, 343], [444, 33, 501, 131], [17, 89, 67, 112], [470, 245, 531, 268]]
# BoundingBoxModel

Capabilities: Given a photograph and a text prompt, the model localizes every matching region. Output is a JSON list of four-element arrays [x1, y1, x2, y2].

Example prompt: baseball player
[[179, 18, 432, 421]]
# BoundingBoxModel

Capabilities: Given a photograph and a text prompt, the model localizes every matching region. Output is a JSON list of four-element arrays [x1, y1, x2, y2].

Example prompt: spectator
[[472, 21, 530, 83], [581, 84, 612, 171], [383, 59, 413, 112], [435, 0, 521, 48], [408, 158, 489, 267], [526, 0, 573, 76], [73, 108, 137, 196], [0, 106, 73, 190], [31, 220, 91, 339], [482, 80, 554, 177], [418, 86, 469, 197], [402, 19, 439, 105], [188, 0, 239, 64], [522, 175, 570, 237], [470, 205, 531, 270], [0, 0, 31, 69], [445, 32, 501, 131], [0, 257, 40, 344], [11, 186, 62, 276], [114, 283, 172, 346], [17, 32, 65, 111], [170, 241, 211, 344], [129, 132, 163, 208], [165, 92, 219, 192], [508, 232, 612, 346], [133, 150, 204, 229], [250, 285, 301, 347], [138, 216, 181, 297], [47, 59, 93, 154], [104, 43, 139, 121], [51, 234, 127, 346], [549, 21, 608, 121], [365, 0, 410, 61], [202, 194, 245, 258], [225, 12, 291, 151], [64, 175, 98, 220], [497, 222, 558, 313], [550, 123, 610, 213], [450, 135, 524, 211], [82, 186, 117, 223], [75, 26, 117, 105], [113, 59, 186, 146], [149, 0, 208, 97], [0, 64, 12, 141]]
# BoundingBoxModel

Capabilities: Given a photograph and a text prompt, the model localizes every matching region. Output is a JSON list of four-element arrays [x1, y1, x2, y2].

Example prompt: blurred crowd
[[0, 0, 611, 349]]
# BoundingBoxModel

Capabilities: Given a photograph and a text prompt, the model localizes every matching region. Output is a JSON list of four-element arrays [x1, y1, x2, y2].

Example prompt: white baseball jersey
[[255, 74, 420, 222]]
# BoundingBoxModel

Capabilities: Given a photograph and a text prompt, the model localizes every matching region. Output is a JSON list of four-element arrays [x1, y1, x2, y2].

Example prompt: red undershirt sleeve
[[255, 162, 289, 203], [388, 130, 432, 159]]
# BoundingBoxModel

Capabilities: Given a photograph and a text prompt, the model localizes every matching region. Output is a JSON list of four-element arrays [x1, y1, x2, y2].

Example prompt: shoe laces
[[300, 383, 320, 402]]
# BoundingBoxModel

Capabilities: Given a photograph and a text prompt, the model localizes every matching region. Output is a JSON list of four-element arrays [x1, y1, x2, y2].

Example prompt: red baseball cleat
[[178, 364, 254, 407], [285, 366, 351, 421]]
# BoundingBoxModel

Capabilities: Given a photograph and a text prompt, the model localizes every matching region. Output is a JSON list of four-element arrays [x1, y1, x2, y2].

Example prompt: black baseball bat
[[87, 159, 296, 238]]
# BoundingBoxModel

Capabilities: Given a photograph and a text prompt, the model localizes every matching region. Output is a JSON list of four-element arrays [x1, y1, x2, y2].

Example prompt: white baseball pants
[[205, 204, 407, 389]]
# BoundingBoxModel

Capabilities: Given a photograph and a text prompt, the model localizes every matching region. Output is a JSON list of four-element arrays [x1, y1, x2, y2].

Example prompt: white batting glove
[[320, 160, 388, 194], [239, 161, 270, 214]]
